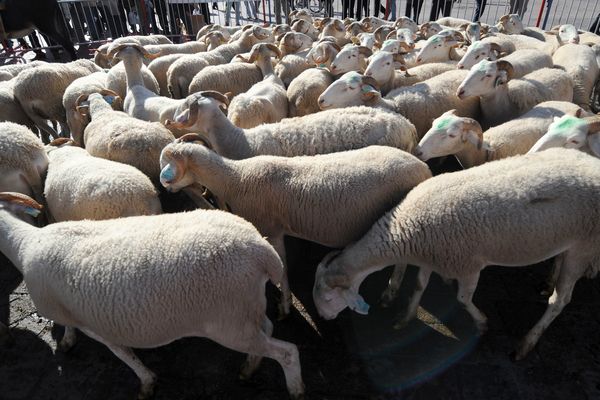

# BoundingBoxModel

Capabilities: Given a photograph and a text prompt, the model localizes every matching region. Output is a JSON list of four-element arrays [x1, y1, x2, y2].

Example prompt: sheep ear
[[463, 130, 483, 149], [588, 133, 600, 157], [340, 289, 369, 315], [76, 104, 90, 116]]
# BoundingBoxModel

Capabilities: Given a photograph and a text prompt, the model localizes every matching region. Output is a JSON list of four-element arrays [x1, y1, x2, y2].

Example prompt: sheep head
[[279, 32, 313, 55], [394, 17, 418, 33], [165, 91, 229, 132], [107, 42, 161, 66], [457, 41, 502, 69], [329, 45, 372, 75], [418, 22, 443, 39], [248, 43, 282, 63], [364, 51, 407, 86], [528, 110, 597, 154], [0, 192, 43, 218], [456, 59, 514, 99], [318, 71, 380, 109], [313, 251, 369, 320], [416, 110, 487, 161], [547, 24, 580, 45], [392, 29, 417, 51], [497, 14, 524, 34], [416, 32, 462, 64], [306, 41, 340, 67]]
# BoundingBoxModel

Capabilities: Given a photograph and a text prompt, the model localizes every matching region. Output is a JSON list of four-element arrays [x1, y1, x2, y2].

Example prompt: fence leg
[[541, 0, 553, 30]]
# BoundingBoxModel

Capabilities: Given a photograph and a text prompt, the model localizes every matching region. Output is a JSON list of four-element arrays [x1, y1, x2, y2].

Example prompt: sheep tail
[[262, 244, 284, 286]]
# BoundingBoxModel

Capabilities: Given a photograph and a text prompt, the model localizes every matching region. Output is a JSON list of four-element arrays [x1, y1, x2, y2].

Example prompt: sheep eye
[[475, 55, 479, 60], [448, 133, 457, 138], [485, 74, 492, 78], [386, 62, 390, 65], [571, 140, 579, 144], [352, 54, 357, 58]]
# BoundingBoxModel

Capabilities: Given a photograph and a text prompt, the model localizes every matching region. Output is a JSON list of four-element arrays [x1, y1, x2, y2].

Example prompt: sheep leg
[[240, 316, 273, 380], [0, 322, 14, 346], [22, 105, 59, 144], [221, 329, 304, 399], [513, 257, 577, 361], [57, 326, 77, 352], [394, 267, 431, 330], [380, 263, 407, 307], [456, 272, 487, 334], [541, 255, 563, 297], [269, 235, 291, 320], [82, 329, 157, 400]]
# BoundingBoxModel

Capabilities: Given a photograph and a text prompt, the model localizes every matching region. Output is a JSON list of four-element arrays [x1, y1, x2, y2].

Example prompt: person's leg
[[225, 1, 232, 25], [590, 14, 600, 34], [373, 0, 381, 17], [442, 0, 452, 17], [429, 0, 439, 21], [405, 0, 412, 18], [415, 0, 424, 21], [390, 0, 396, 19], [363, 0, 370, 17], [349, 0, 355, 18], [156, 0, 171, 34], [201, 4, 211, 24]]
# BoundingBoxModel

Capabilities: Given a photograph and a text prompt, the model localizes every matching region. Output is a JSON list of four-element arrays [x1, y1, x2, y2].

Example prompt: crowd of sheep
[[1, 9, 600, 399]]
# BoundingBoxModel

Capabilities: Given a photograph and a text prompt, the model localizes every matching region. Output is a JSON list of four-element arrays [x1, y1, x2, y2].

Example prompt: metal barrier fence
[[1, 0, 598, 63]]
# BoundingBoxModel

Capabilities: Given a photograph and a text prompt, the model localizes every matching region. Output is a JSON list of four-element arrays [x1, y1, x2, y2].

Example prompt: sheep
[[0, 80, 36, 130], [195, 23, 234, 41], [106, 60, 160, 100], [527, 114, 600, 155], [547, 24, 580, 45], [312, 147, 600, 362], [287, 42, 341, 117], [188, 61, 263, 98], [415, 102, 586, 167], [415, 31, 465, 64], [0, 192, 304, 399], [329, 44, 372, 75], [62, 71, 112, 141], [108, 43, 188, 126], [435, 16, 471, 28], [457, 33, 555, 69], [94, 34, 172, 68], [164, 92, 418, 159], [466, 49, 553, 79], [144, 34, 230, 97], [355, 32, 376, 49], [274, 32, 315, 87], [147, 54, 188, 97], [0, 122, 48, 208], [394, 17, 418, 33], [12, 59, 103, 144], [318, 18, 348, 46], [418, 22, 444, 39], [228, 44, 288, 129], [0, 61, 47, 79], [552, 44, 600, 111], [44, 141, 161, 222], [457, 60, 574, 128], [0, 71, 12, 82], [159, 138, 431, 316], [74, 92, 175, 182], [318, 70, 480, 138], [291, 18, 319, 40], [167, 25, 271, 99]]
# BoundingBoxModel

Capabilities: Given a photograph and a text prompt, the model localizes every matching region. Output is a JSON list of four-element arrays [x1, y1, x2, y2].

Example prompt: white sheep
[[274, 32, 316, 87], [0, 192, 304, 399], [287, 41, 340, 117], [0, 122, 48, 207], [75, 92, 175, 182], [160, 138, 431, 316], [93, 34, 172, 68], [62, 71, 112, 141], [312, 147, 600, 361], [0, 80, 36, 130], [228, 44, 288, 128], [415, 102, 586, 167], [164, 91, 418, 158], [106, 58, 161, 100], [457, 60, 574, 128], [0, 61, 48, 79], [365, 56, 456, 94], [329, 44, 372, 75], [415, 31, 465, 64], [12, 59, 103, 143], [552, 43, 600, 110], [318, 70, 480, 138], [457, 33, 555, 69], [188, 60, 263, 98], [167, 25, 271, 98], [528, 114, 600, 155], [468, 49, 552, 78], [44, 142, 161, 221]]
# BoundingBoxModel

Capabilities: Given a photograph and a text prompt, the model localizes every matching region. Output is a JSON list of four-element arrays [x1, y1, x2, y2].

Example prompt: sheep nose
[[457, 64, 464, 69], [318, 98, 325, 104], [457, 88, 465, 98], [365, 71, 372, 76], [416, 57, 422, 63], [415, 149, 423, 157]]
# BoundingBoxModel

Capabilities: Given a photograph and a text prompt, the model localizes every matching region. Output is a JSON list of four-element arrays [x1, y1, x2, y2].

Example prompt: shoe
[[212, 2, 218, 9]]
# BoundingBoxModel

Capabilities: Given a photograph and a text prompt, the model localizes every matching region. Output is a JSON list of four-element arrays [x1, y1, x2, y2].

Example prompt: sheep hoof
[[277, 304, 290, 321], [379, 290, 397, 308], [0, 331, 15, 348], [137, 382, 155, 400], [393, 319, 409, 330]]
